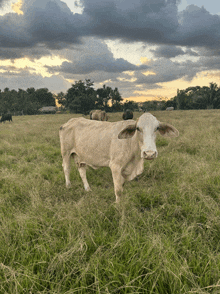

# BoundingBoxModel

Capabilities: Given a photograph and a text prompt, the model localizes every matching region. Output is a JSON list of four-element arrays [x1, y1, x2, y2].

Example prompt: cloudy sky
[[0, 0, 220, 101]]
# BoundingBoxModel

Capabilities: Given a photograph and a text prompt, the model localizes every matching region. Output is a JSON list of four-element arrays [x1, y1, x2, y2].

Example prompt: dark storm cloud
[[0, 0, 9, 8], [23, 1, 85, 49], [175, 5, 220, 48], [133, 58, 199, 86], [0, 0, 87, 54], [195, 48, 220, 57], [54, 58, 145, 74], [0, 0, 220, 97], [0, 45, 52, 60], [150, 45, 185, 58], [81, 0, 179, 42], [1, 0, 220, 59], [149, 45, 199, 58], [80, 0, 220, 48], [47, 38, 149, 75]]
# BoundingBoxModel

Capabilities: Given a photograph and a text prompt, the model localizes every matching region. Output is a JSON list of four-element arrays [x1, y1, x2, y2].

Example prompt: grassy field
[[0, 110, 220, 293]]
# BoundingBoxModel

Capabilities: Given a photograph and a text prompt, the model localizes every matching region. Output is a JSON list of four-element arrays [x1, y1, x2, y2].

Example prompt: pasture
[[0, 110, 220, 293]]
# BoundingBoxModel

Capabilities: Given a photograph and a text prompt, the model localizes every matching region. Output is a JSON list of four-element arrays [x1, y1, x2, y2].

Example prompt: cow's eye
[[137, 127, 141, 132], [155, 126, 160, 131]]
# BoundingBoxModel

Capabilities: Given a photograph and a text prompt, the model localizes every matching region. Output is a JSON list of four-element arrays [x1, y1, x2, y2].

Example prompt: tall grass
[[0, 110, 220, 293]]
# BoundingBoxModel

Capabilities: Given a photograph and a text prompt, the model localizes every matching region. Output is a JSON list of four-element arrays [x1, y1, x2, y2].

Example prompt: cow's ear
[[118, 124, 137, 139], [157, 123, 179, 137]]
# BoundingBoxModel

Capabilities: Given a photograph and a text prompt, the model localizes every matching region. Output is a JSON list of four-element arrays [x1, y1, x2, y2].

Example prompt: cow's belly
[[73, 149, 110, 169], [81, 156, 110, 169]]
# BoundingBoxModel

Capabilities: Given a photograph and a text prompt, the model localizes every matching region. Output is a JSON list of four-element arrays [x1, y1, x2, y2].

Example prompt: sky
[[0, 0, 220, 102]]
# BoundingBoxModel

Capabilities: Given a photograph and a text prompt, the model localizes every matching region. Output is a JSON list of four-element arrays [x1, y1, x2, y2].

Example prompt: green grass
[[0, 110, 220, 293]]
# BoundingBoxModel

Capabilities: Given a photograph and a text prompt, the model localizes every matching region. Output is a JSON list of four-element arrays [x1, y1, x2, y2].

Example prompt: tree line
[[1, 80, 219, 115], [0, 80, 126, 115], [0, 87, 55, 115], [165, 82, 220, 110]]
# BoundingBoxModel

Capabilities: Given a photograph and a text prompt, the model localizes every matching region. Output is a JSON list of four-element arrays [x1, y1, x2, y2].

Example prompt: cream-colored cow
[[90, 109, 108, 121], [59, 113, 179, 202]]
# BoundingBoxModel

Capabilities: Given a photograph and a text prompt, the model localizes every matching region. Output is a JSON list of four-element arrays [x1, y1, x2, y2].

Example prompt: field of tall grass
[[0, 110, 220, 293]]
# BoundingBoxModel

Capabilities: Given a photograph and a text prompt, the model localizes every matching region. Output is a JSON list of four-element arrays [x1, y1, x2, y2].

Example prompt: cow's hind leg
[[62, 154, 72, 188], [78, 163, 91, 191], [110, 164, 125, 203]]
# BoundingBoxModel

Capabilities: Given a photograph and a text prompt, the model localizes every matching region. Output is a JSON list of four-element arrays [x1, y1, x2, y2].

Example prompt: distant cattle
[[59, 113, 179, 202], [166, 107, 174, 111], [123, 109, 133, 120], [90, 110, 108, 121], [0, 114, 12, 123]]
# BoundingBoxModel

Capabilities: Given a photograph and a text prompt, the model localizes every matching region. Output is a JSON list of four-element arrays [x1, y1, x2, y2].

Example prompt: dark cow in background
[[123, 109, 133, 120], [0, 114, 12, 123]]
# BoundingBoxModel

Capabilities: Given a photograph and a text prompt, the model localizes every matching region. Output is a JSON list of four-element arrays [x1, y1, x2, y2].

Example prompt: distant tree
[[110, 87, 123, 111], [213, 88, 220, 109], [35, 88, 55, 107], [0, 88, 13, 113], [206, 82, 218, 109], [164, 97, 176, 109], [170, 83, 220, 110], [64, 79, 96, 114], [56, 92, 66, 108], [0, 87, 58, 115], [141, 100, 164, 111], [123, 100, 139, 111], [96, 84, 112, 111]]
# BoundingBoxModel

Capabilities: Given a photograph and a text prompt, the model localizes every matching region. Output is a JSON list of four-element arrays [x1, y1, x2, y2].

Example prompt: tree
[[171, 83, 220, 110], [65, 79, 96, 114], [35, 88, 55, 107], [56, 92, 66, 108], [123, 100, 139, 111], [110, 87, 123, 111], [207, 82, 218, 109], [96, 84, 112, 111]]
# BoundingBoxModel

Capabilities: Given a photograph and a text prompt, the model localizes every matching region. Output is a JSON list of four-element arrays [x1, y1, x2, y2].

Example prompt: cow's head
[[118, 113, 179, 160]]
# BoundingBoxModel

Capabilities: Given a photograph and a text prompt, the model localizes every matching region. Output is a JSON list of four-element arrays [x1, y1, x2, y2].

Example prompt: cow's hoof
[[66, 183, 72, 189]]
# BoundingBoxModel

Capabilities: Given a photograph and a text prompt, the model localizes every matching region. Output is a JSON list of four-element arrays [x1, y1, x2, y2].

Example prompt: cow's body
[[59, 113, 179, 202], [90, 110, 108, 121], [0, 114, 12, 123], [123, 109, 133, 120]]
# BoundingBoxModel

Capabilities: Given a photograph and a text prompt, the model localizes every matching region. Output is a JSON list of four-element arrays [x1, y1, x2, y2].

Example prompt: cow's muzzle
[[142, 151, 157, 160]]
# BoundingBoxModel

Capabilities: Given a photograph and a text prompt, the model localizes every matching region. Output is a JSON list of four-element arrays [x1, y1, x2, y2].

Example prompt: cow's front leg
[[78, 164, 91, 191], [62, 154, 71, 188], [110, 165, 125, 203]]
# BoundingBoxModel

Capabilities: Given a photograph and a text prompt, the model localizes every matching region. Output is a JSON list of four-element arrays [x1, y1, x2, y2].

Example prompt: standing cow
[[123, 109, 133, 120], [0, 114, 12, 123], [59, 113, 179, 202], [90, 109, 108, 121]]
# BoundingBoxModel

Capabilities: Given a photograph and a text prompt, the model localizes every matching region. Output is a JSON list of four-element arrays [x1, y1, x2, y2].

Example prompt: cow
[[166, 107, 174, 111], [123, 109, 133, 120], [0, 114, 12, 123], [59, 113, 179, 203], [90, 109, 108, 121]]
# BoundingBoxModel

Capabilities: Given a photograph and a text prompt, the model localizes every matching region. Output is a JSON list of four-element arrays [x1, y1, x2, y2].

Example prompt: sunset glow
[[11, 0, 23, 15]]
